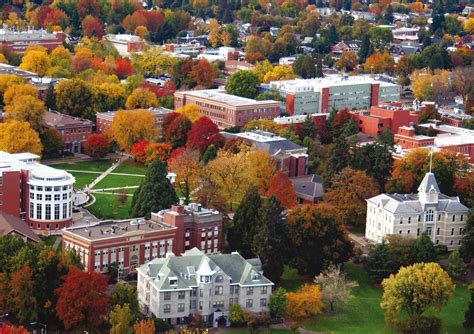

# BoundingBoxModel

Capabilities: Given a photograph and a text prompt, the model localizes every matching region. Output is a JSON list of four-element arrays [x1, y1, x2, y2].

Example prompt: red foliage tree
[[115, 58, 134, 79], [130, 139, 149, 163], [168, 147, 186, 164], [36, 7, 69, 29], [189, 59, 215, 88], [164, 115, 192, 149], [141, 81, 176, 98], [72, 53, 93, 73], [186, 116, 223, 153], [55, 267, 109, 331], [265, 171, 297, 209], [0, 324, 29, 334], [162, 112, 180, 133], [84, 134, 109, 159], [81, 15, 104, 39], [77, 0, 100, 19], [145, 142, 172, 164], [121, 10, 164, 33]]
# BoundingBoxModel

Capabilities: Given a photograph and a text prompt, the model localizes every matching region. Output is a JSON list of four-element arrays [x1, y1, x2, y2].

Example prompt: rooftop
[[176, 89, 279, 107], [44, 110, 93, 128], [105, 34, 143, 43], [0, 211, 41, 243], [0, 28, 61, 41], [63, 218, 175, 241]]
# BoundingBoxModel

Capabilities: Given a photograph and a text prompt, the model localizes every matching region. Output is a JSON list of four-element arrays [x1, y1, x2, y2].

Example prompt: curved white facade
[[27, 165, 75, 230]]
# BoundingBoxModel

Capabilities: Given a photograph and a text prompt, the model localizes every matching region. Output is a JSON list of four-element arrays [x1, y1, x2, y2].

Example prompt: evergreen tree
[[201, 144, 217, 164], [130, 159, 178, 218], [464, 285, 474, 329], [358, 33, 372, 63], [227, 187, 262, 258], [293, 55, 316, 79], [301, 115, 315, 139], [343, 0, 351, 10], [251, 196, 287, 283], [324, 136, 350, 186], [447, 250, 467, 280], [45, 84, 56, 111], [383, 5, 394, 24], [365, 241, 397, 282], [328, 25, 338, 44], [377, 129, 394, 147], [411, 233, 437, 263], [460, 208, 474, 263], [351, 143, 393, 189], [316, 57, 324, 78]]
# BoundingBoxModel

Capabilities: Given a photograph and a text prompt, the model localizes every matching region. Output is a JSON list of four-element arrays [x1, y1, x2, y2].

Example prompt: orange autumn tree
[[286, 284, 324, 319], [265, 171, 297, 209], [133, 319, 155, 334], [364, 51, 394, 74], [145, 142, 172, 164]]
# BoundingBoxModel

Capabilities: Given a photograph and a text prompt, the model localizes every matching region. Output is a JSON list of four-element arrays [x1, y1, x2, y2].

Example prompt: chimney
[[171, 205, 184, 214]]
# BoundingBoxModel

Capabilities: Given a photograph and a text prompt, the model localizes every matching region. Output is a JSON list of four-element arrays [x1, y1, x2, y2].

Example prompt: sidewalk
[[86, 156, 126, 191]]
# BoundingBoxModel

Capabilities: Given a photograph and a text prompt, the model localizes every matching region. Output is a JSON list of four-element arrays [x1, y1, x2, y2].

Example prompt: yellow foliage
[[464, 17, 474, 34], [262, 65, 297, 83], [4, 95, 46, 131], [242, 119, 283, 134], [176, 104, 201, 122], [0, 75, 25, 95], [19, 50, 51, 77], [252, 60, 274, 82], [50, 46, 71, 65], [125, 87, 157, 109], [381, 262, 454, 323], [0, 54, 8, 64], [246, 150, 276, 192], [410, 69, 449, 100], [0, 120, 42, 155], [3, 83, 38, 106], [111, 109, 157, 151], [286, 284, 324, 319]]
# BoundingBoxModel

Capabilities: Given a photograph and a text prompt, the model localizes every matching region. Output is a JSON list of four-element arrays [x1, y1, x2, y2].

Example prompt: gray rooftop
[[290, 174, 324, 201], [138, 248, 273, 291]]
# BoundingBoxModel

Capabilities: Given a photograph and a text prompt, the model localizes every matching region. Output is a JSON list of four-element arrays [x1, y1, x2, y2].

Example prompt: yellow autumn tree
[[4, 95, 46, 131], [381, 263, 454, 325], [125, 87, 157, 109], [208, 18, 221, 48], [3, 83, 38, 106], [176, 104, 201, 122], [262, 65, 297, 83], [411, 69, 449, 100], [286, 284, 324, 319], [19, 49, 51, 77], [335, 51, 358, 71], [247, 150, 276, 193], [0, 120, 42, 155], [0, 54, 8, 64], [252, 60, 274, 81], [0, 75, 25, 99], [464, 18, 474, 34], [242, 119, 283, 134], [111, 109, 157, 151], [168, 149, 201, 204]]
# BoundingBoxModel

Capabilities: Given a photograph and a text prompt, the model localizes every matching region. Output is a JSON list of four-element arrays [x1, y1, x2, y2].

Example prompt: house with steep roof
[[365, 172, 469, 250], [137, 248, 273, 327], [0, 211, 41, 243]]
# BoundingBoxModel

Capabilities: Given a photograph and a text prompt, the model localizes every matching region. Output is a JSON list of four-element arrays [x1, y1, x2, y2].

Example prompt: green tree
[[411, 233, 436, 264], [464, 284, 474, 329], [377, 128, 394, 147], [201, 144, 217, 164], [293, 55, 316, 79], [269, 287, 287, 320], [459, 208, 474, 263], [447, 250, 467, 279], [351, 142, 393, 189], [368, 26, 393, 51], [287, 205, 353, 276], [40, 128, 64, 158], [381, 263, 454, 326], [228, 186, 262, 258], [315, 57, 323, 78], [109, 304, 134, 334], [323, 136, 350, 186], [251, 196, 287, 283], [225, 70, 260, 99], [229, 303, 246, 327], [359, 33, 372, 63], [365, 241, 398, 282], [111, 282, 139, 318], [131, 159, 178, 218]]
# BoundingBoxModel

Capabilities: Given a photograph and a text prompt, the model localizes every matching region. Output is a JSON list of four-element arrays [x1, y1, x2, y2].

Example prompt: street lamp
[[30, 322, 47, 334]]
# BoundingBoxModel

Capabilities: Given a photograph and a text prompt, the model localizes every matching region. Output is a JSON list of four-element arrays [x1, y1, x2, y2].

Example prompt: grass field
[[87, 193, 133, 220], [69, 172, 99, 189], [94, 187, 138, 194], [112, 160, 147, 175], [50, 159, 112, 172], [93, 174, 144, 189], [278, 263, 471, 334]]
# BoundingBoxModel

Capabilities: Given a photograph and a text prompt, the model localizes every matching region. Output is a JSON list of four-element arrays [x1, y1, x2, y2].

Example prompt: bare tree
[[314, 265, 358, 312]]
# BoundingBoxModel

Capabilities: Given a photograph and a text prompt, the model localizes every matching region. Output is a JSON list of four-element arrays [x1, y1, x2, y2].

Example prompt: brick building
[[0, 28, 64, 53], [105, 34, 145, 56], [394, 126, 435, 149], [96, 108, 173, 134], [174, 90, 280, 128], [274, 113, 329, 133], [62, 203, 223, 273], [263, 75, 400, 116], [44, 111, 93, 154], [0, 151, 75, 232], [351, 103, 418, 137]]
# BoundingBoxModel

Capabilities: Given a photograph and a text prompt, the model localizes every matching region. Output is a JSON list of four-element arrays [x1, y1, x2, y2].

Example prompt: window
[[215, 275, 223, 283], [54, 204, 60, 220], [417, 228, 420, 236], [451, 228, 454, 236], [63, 203, 67, 219], [215, 286, 223, 295], [246, 299, 253, 308], [36, 203, 42, 219], [399, 230, 402, 234], [418, 215, 421, 222], [29, 202, 34, 219], [400, 218, 403, 224], [62, 193, 67, 200], [178, 291, 185, 299], [190, 300, 196, 309], [408, 217, 411, 224], [178, 303, 185, 312], [450, 240, 453, 246], [164, 292, 171, 300], [54, 194, 60, 201], [260, 298, 267, 307], [460, 228, 463, 235], [461, 215, 464, 222], [45, 194, 51, 201], [213, 301, 224, 308], [45, 204, 51, 220], [452, 215, 455, 222], [164, 304, 171, 313], [247, 287, 254, 295], [260, 286, 267, 294], [426, 210, 434, 222], [407, 230, 410, 234], [437, 227, 440, 235], [36, 194, 42, 200]]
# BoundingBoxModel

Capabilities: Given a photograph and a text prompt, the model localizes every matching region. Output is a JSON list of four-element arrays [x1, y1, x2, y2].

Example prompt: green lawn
[[288, 263, 471, 334], [112, 160, 147, 175], [69, 172, 99, 189], [49, 159, 113, 172], [87, 193, 133, 220], [93, 174, 144, 190], [94, 187, 138, 194]]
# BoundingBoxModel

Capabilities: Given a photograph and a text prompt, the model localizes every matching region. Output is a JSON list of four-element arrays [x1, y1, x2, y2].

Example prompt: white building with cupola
[[136, 248, 273, 327], [365, 172, 469, 250]]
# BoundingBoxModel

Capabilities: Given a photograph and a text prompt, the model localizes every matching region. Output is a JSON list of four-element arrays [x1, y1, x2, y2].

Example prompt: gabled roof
[[417, 172, 440, 194], [0, 212, 41, 243], [290, 174, 324, 201]]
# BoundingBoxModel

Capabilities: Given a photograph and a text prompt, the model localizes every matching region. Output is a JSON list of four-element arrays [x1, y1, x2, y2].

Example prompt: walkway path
[[90, 185, 139, 192], [85, 157, 126, 191]]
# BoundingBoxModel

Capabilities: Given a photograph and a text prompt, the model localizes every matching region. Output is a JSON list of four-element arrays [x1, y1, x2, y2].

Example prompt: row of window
[[29, 185, 71, 191], [29, 202, 70, 220], [30, 192, 71, 200]]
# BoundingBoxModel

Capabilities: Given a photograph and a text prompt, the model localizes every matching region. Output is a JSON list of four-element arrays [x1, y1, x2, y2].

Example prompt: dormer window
[[169, 277, 178, 285], [252, 272, 260, 280], [200, 275, 211, 283], [215, 275, 223, 283]]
